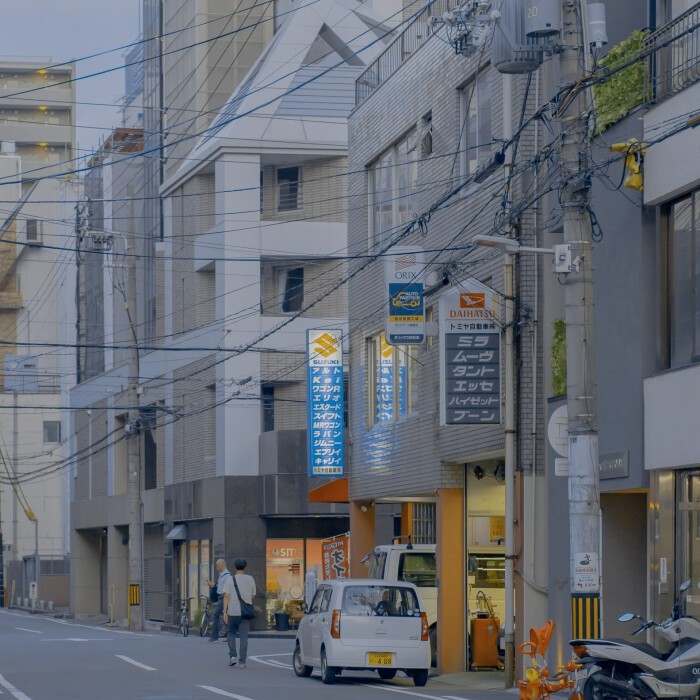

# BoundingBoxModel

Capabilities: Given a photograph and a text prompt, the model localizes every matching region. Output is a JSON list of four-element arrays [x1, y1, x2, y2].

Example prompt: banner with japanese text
[[385, 246, 425, 345], [439, 282, 502, 425], [307, 329, 345, 477], [322, 533, 350, 580]]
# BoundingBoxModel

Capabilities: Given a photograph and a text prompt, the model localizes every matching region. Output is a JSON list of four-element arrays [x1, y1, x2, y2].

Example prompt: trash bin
[[274, 612, 290, 631]]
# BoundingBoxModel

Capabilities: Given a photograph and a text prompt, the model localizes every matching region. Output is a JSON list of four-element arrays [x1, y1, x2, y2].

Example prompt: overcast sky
[[3, 0, 142, 156]]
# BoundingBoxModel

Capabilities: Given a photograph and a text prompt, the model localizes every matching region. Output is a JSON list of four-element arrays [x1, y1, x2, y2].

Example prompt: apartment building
[[0, 167, 79, 607], [0, 58, 78, 606], [0, 59, 76, 181], [70, 0, 400, 627]]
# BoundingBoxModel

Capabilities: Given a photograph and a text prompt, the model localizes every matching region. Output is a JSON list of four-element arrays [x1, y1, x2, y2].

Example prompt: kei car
[[292, 578, 431, 686]]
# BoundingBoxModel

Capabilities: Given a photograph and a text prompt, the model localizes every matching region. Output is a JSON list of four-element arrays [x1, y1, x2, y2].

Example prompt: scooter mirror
[[680, 580, 691, 593], [618, 612, 636, 622]]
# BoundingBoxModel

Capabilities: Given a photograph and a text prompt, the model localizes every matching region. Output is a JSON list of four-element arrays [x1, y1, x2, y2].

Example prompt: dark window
[[281, 267, 304, 313], [262, 384, 275, 432], [277, 166, 300, 211], [667, 190, 700, 368], [142, 407, 157, 490], [43, 421, 61, 443]]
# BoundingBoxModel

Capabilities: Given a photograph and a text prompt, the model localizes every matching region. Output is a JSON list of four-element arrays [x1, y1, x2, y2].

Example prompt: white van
[[365, 544, 437, 662]]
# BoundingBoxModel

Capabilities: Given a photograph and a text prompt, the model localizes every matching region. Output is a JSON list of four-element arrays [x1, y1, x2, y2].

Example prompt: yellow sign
[[129, 583, 141, 606], [313, 332, 341, 358]]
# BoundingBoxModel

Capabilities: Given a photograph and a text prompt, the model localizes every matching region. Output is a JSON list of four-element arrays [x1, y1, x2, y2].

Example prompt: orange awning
[[308, 477, 349, 503]]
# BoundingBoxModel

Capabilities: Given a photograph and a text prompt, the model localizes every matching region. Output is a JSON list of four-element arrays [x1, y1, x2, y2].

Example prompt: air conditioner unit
[[24, 219, 43, 246]]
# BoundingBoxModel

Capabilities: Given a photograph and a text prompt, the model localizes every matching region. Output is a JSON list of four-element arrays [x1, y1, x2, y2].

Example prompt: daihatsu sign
[[439, 281, 502, 425]]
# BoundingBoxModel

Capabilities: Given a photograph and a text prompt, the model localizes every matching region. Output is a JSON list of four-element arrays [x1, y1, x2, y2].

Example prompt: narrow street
[[0, 610, 514, 700]]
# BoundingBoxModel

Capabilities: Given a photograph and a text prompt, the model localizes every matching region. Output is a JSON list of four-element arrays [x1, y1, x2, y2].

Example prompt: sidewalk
[[431, 671, 517, 696]]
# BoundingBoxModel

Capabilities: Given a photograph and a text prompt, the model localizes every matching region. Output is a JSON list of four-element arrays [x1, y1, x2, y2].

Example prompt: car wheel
[[429, 625, 437, 667], [412, 669, 429, 687], [293, 644, 313, 678], [320, 649, 336, 685], [377, 669, 397, 680]]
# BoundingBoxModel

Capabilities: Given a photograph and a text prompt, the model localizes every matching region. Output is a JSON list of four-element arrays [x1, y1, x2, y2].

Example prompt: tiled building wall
[[259, 258, 348, 318], [260, 157, 348, 223], [172, 355, 217, 483], [347, 33, 544, 500], [171, 174, 216, 335]]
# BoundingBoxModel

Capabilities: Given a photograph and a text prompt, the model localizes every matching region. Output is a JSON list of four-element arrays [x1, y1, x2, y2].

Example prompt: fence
[[646, 3, 700, 101], [356, 0, 454, 105]]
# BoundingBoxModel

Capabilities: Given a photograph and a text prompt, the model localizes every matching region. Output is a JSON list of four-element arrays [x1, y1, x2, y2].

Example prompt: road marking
[[115, 655, 156, 671], [358, 682, 459, 700], [197, 687, 257, 699], [45, 617, 137, 635], [0, 672, 33, 700], [14, 628, 42, 634], [247, 654, 292, 669], [40, 638, 112, 642]]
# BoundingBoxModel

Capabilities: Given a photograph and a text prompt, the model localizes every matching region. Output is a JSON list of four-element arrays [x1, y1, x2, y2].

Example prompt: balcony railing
[[4, 373, 62, 394], [355, 0, 454, 106], [646, 3, 700, 102]]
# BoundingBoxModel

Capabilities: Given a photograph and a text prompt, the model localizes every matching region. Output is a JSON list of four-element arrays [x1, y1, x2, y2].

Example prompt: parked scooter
[[570, 581, 700, 699]]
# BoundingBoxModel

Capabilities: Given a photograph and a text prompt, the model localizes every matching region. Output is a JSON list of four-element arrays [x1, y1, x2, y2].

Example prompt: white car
[[292, 578, 431, 686]]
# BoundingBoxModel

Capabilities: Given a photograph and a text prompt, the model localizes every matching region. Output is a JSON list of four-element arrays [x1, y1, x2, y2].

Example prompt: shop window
[[178, 538, 211, 621], [366, 333, 416, 427]]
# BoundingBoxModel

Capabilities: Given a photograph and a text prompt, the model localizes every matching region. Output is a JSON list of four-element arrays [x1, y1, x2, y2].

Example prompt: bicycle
[[199, 595, 227, 639], [179, 597, 195, 637]]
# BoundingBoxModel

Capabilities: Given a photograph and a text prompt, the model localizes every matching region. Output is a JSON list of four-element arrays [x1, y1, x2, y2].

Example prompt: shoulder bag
[[233, 575, 256, 620]]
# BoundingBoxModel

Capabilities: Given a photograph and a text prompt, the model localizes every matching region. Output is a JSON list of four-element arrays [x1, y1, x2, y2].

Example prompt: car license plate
[[367, 652, 394, 667]]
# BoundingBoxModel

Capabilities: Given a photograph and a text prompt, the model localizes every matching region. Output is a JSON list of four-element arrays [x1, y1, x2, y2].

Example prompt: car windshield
[[341, 585, 421, 617], [398, 552, 436, 587]]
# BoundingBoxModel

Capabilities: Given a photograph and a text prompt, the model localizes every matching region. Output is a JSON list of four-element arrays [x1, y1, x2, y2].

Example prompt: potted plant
[[273, 598, 290, 631]]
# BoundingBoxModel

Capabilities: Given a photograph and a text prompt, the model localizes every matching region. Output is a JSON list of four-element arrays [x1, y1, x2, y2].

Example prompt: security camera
[[473, 465, 485, 480]]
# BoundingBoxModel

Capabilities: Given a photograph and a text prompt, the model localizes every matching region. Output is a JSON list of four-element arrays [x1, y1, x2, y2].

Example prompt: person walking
[[222, 558, 256, 669], [206, 558, 231, 642]]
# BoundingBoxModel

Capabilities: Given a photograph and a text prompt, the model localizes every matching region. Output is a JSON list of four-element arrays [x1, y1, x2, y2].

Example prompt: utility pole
[[557, 0, 601, 638], [126, 233, 143, 631]]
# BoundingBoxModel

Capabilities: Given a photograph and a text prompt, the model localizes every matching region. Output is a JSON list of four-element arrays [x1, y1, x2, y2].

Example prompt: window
[[43, 420, 61, 443], [366, 333, 416, 426], [369, 131, 418, 248], [420, 113, 433, 156], [277, 166, 301, 211], [666, 189, 700, 368], [277, 266, 304, 313], [262, 384, 275, 432], [398, 552, 436, 587], [342, 585, 421, 617], [461, 70, 493, 178]]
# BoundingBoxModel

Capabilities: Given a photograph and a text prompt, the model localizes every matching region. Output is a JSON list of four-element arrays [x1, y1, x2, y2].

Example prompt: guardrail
[[355, 0, 453, 106], [646, 4, 700, 101]]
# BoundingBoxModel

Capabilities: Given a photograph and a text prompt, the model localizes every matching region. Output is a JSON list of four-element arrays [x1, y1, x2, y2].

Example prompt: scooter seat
[[609, 639, 664, 660]]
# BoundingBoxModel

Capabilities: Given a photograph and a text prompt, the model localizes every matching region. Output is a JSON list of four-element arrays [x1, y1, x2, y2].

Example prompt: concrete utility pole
[[557, 0, 601, 638], [126, 235, 143, 631]]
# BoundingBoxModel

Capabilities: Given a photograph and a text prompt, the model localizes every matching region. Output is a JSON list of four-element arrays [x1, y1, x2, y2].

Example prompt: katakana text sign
[[439, 282, 502, 425], [307, 329, 345, 477]]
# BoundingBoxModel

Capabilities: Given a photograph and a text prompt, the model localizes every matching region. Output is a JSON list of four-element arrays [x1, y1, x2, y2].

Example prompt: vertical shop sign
[[439, 282, 502, 425], [307, 329, 344, 477], [376, 336, 394, 423], [322, 533, 350, 580], [385, 247, 425, 345]]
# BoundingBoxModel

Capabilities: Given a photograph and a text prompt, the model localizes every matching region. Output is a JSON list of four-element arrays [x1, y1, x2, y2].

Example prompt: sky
[[3, 0, 142, 156]]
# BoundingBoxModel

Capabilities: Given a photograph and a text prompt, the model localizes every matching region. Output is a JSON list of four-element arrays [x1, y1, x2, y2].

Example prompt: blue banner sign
[[307, 329, 344, 477], [385, 247, 425, 344]]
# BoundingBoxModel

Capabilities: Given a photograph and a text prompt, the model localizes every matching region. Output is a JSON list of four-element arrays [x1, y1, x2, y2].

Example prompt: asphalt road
[[0, 609, 515, 700]]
